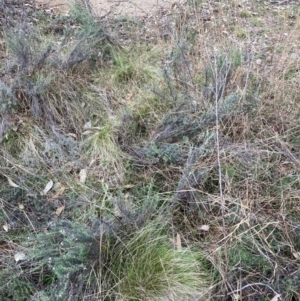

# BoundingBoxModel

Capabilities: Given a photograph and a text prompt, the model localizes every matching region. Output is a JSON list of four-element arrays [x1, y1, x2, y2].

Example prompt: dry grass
[[1, 0, 300, 300]]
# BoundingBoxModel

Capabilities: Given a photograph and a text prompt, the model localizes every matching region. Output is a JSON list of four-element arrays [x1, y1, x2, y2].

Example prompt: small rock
[[256, 59, 262, 65], [266, 56, 272, 63], [14, 252, 27, 263], [289, 53, 299, 60]]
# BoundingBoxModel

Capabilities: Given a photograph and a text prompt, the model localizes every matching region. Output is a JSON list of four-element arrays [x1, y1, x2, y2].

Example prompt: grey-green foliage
[[172, 131, 215, 204], [19, 126, 80, 170], [204, 50, 242, 91], [2, 21, 54, 119], [4, 21, 53, 74], [5, 24, 33, 71], [30, 220, 96, 275], [153, 93, 240, 143], [44, 127, 80, 164], [22, 75, 52, 118], [145, 142, 183, 164], [228, 241, 271, 271], [70, 1, 96, 30], [64, 1, 113, 69], [0, 79, 15, 113], [1, 0, 113, 119], [0, 219, 101, 301], [29, 291, 52, 301], [0, 269, 34, 301], [27, 220, 100, 301]]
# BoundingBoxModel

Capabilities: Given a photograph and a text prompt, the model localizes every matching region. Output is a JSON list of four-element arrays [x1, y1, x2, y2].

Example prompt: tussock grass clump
[[82, 123, 126, 185], [111, 224, 207, 301], [111, 47, 161, 85]]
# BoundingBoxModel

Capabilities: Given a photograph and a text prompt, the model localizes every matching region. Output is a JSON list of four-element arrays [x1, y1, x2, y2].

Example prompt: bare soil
[[36, 0, 179, 17]]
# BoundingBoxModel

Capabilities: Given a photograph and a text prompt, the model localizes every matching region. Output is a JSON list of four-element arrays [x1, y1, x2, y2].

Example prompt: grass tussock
[[110, 224, 208, 301], [1, 0, 300, 300]]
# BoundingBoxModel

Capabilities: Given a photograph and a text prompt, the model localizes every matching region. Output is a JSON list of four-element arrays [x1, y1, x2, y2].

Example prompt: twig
[[228, 282, 279, 296]]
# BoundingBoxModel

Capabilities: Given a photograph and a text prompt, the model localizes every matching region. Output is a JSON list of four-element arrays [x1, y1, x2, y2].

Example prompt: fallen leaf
[[66, 133, 77, 139], [176, 233, 182, 250], [197, 225, 210, 232], [82, 130, 94, 135], [42, 180, 53, 196], [14, 252, 26, 262], [49, 186, 66, 201], [270, 294, 281, 301], [123, 184, 134, 189], [79, 169, 87, 183], [82, 127, 102, 135], [88, 159, 96, 167], [83, 121, 92, 129], [2, 224, 8, 232], [55, 205, 65, 216], [0, 242, 10, 250], [292, 252, 300, 259], [232, 294, 240, 301], [114, 203, 122, 217], [7, 176, 20, 188]]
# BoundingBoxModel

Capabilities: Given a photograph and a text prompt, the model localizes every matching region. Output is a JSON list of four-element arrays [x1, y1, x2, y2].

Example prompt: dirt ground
[[36, 0, 180, 17]]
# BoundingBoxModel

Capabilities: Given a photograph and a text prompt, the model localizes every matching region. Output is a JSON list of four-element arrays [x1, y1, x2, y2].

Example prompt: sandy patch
[[36, 0, 180, 17]]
